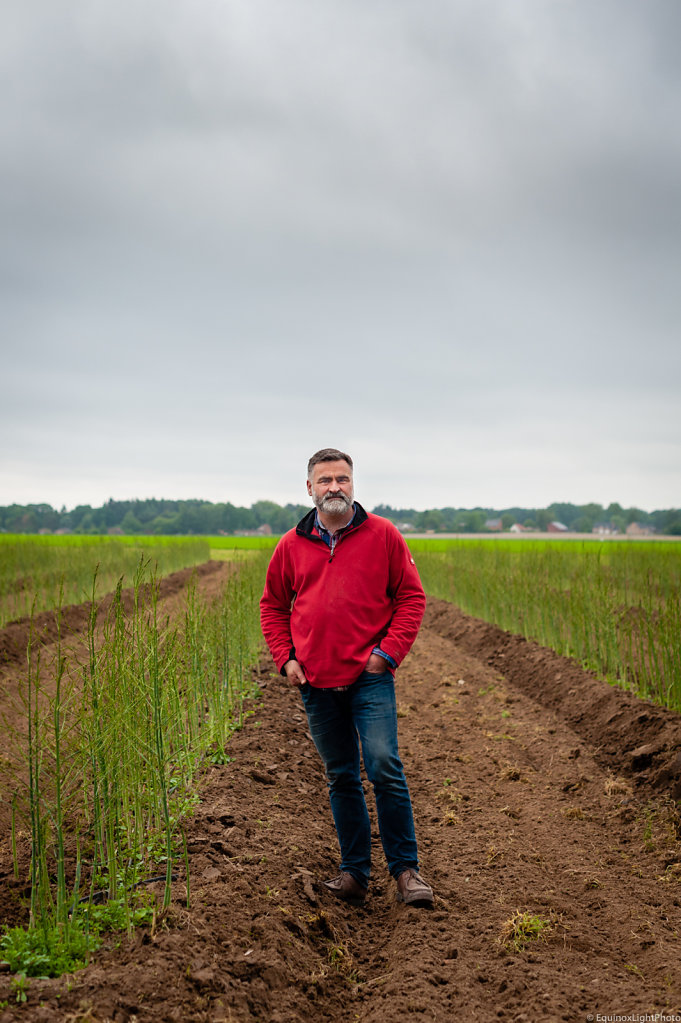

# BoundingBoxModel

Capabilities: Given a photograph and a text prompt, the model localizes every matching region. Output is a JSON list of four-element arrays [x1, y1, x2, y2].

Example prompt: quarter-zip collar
[[296, 501, 369, 540], [314, 505, 356, 542]]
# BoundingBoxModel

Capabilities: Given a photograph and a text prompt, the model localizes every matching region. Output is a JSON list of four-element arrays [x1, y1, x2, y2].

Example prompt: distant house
[[592, 522, 618, 536], [509, 523, 527, 533], [235, 523, 272, 537], [485, 518, 503, 531], [107, 526, 124, 536], [626, 522, 655, 536], [547, 521, 569, 533]]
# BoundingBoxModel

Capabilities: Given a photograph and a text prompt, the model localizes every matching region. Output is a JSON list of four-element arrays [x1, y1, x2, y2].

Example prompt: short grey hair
[[307, 448, 353, 479]]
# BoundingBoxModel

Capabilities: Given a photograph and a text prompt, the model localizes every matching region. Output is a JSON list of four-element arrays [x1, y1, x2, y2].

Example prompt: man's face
[[307, 460, 354, 516]]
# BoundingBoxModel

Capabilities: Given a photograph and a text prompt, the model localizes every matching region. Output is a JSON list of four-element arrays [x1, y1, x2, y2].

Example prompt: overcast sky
[[2, 0, 680, 513]]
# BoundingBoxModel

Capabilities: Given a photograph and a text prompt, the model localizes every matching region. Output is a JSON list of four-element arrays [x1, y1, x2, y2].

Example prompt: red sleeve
[[260, 538, 296, 672], [379, 524, 426, 666]]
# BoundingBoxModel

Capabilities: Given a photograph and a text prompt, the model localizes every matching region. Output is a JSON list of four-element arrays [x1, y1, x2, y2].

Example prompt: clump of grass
[[563, 806, 585, 820], [0, 892, 156, 977], [436, 781, 461, 803], [640, 800, 681, 854], [500, 910, 553, 951], [1, 916, 97, 978], [658, 864, 681, 884], [10, 973, 30, 1004], [604, 774, 632, 797]]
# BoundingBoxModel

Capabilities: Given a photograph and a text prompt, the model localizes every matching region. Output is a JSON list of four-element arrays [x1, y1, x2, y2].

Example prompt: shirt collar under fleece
[[314, 504, 357, 547]]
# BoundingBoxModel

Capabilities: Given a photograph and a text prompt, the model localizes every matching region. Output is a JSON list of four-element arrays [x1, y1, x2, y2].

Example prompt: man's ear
[[306, 479, 312, 497]]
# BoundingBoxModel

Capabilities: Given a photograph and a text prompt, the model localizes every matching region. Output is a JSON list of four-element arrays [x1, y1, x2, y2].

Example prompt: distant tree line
[[1, 498, 680, 536], [0, 499, 311, 536], [373, 502, 681, 535]]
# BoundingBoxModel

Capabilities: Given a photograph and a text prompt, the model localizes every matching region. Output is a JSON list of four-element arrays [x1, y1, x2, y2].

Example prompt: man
[[260, 447, 433, 908]]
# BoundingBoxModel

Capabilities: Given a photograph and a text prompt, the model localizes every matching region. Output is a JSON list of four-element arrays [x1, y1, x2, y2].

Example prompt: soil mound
[[424, 597, 681, 800]]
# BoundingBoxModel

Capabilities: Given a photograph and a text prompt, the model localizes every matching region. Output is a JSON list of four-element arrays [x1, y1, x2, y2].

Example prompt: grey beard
[[316, 493, 352, 515]]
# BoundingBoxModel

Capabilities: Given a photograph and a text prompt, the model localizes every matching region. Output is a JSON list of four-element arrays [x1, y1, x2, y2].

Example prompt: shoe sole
[[321, 885, 367, 907], [396, 893, 434, 907], [327, 894, 366, 907], [338, 896, 366, 907]]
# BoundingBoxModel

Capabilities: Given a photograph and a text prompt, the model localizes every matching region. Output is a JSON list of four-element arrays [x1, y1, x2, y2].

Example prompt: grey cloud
[[1, 0, 680, 512]]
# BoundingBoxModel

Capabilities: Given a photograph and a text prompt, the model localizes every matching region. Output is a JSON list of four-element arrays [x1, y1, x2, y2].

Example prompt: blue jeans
[[300, 670, 419, 889]]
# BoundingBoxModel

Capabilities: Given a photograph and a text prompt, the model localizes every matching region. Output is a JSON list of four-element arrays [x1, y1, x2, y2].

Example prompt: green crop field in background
[[0, 534, 284, 626], [207, 536, 279, 562], [409, 538, 681, 712], [2, 531, 679, 713], [207, 536, 280, 550], [0, 535, 210, 626]]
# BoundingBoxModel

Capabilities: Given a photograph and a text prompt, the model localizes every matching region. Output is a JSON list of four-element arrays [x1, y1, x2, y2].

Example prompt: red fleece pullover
[[260, 505, 426, 688]]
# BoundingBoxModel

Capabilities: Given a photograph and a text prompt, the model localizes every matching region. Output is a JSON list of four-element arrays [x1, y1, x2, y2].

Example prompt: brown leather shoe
[[395, 869, 434, 907], [322, 871, 367, 906]]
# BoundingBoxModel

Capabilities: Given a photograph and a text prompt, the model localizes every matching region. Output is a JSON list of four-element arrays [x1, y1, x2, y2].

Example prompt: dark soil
[[1, 592, 681, 1021]]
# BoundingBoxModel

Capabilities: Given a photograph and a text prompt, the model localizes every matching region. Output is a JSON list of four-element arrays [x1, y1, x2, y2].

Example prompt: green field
[[207, 536, 280, 550], [5, 531, 676, 707], [0, 535, 211, 626], [408, 537, 681, 711], [3, 533, 679, 714]]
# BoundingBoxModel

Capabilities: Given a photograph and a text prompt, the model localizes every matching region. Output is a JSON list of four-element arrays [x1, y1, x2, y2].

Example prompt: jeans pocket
[[360, 669, 394, 681]]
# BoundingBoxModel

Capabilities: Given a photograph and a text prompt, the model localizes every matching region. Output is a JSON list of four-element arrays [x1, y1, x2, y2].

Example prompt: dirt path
[[2, 597, 681, 1021]]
